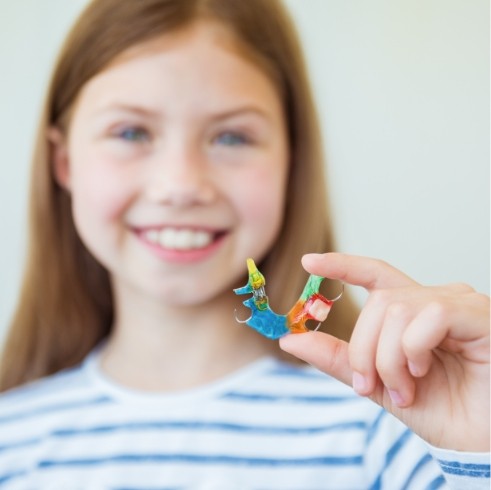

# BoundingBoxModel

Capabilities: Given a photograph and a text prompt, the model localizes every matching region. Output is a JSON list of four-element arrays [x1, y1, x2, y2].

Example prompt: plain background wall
[[0, 0, 489, 343]]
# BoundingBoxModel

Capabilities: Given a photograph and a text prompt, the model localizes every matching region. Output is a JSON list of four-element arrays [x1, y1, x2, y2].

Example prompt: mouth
[[139, 227, 227, 251]]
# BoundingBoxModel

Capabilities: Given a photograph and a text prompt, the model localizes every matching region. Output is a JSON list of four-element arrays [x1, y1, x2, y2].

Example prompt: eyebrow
[[209, 106, 273, 123], [92, 103, 160, 119], [93, 103, 272, 124]]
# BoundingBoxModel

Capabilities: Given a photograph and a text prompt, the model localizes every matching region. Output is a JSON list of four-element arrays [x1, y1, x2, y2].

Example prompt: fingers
[[302, 253, 417, 290], [348, 286, 489, 408], [349, 295, 417, 407], [347, 291, 387, 396], [299, 253, 421, 405], [401, 303, 450, 379], [403, 294, 491, 371], [375, 303, 416, 407], [291, 253, 490, 418], [279, 331, 352, 387]]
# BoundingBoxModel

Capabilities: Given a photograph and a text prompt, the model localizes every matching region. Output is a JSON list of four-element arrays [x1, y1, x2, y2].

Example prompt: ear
[[47, 126, 71, 190]]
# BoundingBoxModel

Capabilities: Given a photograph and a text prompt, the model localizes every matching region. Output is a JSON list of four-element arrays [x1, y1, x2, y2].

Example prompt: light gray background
[[1, 0, 489, 343]]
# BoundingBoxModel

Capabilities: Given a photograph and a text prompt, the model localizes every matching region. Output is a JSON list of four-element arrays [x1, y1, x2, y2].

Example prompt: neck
[[99, 285, 274, 392]]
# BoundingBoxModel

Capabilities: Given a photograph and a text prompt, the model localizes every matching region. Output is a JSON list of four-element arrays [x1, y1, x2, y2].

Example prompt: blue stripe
[[117, 488, 181, 490], [266, 365, 330, 379], [0, 420, 367, 453], [386, 430, 412, 465], [38, 453, 363, 468], [370, 474, 382, 490], [0, 470, 26, 485], [426, 475, 446, 489], [401, 453, 433, 490], [366, 408, 386, 444], [438, 459, 490, 477], [0, 395, 112, 424], [438, 459, 490, 471], [222, 392, 354, 403], [0, 436, 44, 453], [369, 429, 412, 489], [52, 420, 367, 436]]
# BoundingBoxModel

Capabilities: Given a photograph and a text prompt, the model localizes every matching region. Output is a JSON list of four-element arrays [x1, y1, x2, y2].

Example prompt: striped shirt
[[0, 349, 489, 489]]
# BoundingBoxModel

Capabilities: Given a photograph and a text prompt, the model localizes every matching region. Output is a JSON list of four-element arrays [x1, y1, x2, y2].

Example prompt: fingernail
[[408, 361, 420, 377], [352, 372, 367, 394], [388, 389, 405, 407]]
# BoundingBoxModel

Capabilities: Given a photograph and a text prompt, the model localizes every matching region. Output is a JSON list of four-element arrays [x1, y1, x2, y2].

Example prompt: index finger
[[302, 253, 418, 291]]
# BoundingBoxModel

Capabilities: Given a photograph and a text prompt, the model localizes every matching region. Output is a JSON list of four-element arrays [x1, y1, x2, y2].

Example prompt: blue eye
[[117, 127, 150, 143], [214, 132, 250, 147]]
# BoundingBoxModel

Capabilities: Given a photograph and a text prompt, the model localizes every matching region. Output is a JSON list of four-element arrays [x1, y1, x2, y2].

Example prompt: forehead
[[108, 21, 226, 63], [92, 20, 280, 97], [73, 20, 282, 117], [92, 20, 259, 83]]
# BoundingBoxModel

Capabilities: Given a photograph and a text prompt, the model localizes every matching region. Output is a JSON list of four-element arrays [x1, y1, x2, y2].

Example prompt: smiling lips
[[142, 227, 220, 251]]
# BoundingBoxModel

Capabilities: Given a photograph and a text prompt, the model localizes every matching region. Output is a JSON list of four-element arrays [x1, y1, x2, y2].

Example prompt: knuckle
[[474, 292, 490, 309], [385, 302, 411, 322], [401, 332, 420, 357], [424, 301, 447, 324], [373, 258, 391, 270], [330, 340, 349, 373], [368, 289, 391, 307], [449, 282, 475, 293]]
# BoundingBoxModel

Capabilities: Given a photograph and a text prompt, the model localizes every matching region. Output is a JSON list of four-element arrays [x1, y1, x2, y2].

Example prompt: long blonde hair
[[0, 0, 358, 392]]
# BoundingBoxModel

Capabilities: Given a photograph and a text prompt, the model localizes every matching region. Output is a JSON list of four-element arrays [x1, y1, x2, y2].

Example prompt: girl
[[0, 0, 489, 488]]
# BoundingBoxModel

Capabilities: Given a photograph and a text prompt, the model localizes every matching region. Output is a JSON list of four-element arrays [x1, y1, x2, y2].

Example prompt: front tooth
[[174, 229, 194, 250], [156, 228, 213, 250], [159, 228, 177, 249]]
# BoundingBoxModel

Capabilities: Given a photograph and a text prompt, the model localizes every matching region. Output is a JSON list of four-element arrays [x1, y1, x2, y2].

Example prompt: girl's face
[[53, 22, 289, 306]]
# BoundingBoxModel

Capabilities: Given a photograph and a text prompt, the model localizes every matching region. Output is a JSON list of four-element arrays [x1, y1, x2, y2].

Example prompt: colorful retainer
[[233, 258, 342, 339]]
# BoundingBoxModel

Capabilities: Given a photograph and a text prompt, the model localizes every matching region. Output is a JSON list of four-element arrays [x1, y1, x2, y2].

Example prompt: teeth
[[144, 228, 213, 250], [146, 229, 160, 243]]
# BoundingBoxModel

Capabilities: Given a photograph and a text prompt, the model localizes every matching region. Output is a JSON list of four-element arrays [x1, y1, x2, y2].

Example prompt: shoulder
[[0, 361, 109, 430], [0, 365, 86, 406]]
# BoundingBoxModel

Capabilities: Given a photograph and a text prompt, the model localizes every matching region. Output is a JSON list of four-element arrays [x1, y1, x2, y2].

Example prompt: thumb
[[279, 331, 353, 387]]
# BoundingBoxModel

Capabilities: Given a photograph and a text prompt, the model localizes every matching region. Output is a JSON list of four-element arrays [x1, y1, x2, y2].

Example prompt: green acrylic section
[[299, 274, 324, 301]]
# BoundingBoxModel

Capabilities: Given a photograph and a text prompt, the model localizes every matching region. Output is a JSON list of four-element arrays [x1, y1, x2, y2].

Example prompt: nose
[[145, 149, 217, 207]]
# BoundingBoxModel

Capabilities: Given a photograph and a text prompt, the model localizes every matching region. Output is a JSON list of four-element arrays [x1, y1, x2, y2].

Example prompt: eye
[[115, 126, 150, 143], [213, 131, 251, 147]]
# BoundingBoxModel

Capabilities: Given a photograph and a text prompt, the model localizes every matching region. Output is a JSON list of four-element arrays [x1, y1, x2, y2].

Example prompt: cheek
[[232, 165, 287, 233], [70, 157, 134, 223], [69, 159, 136, 266]]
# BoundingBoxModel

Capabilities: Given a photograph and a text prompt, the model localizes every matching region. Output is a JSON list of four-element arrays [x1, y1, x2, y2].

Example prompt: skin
[[281, 253, 490, 452], [50, 21, 288, 390]]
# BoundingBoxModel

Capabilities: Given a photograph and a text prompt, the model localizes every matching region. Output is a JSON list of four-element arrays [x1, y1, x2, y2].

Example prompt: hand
[[280, 253, 490, 452]]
